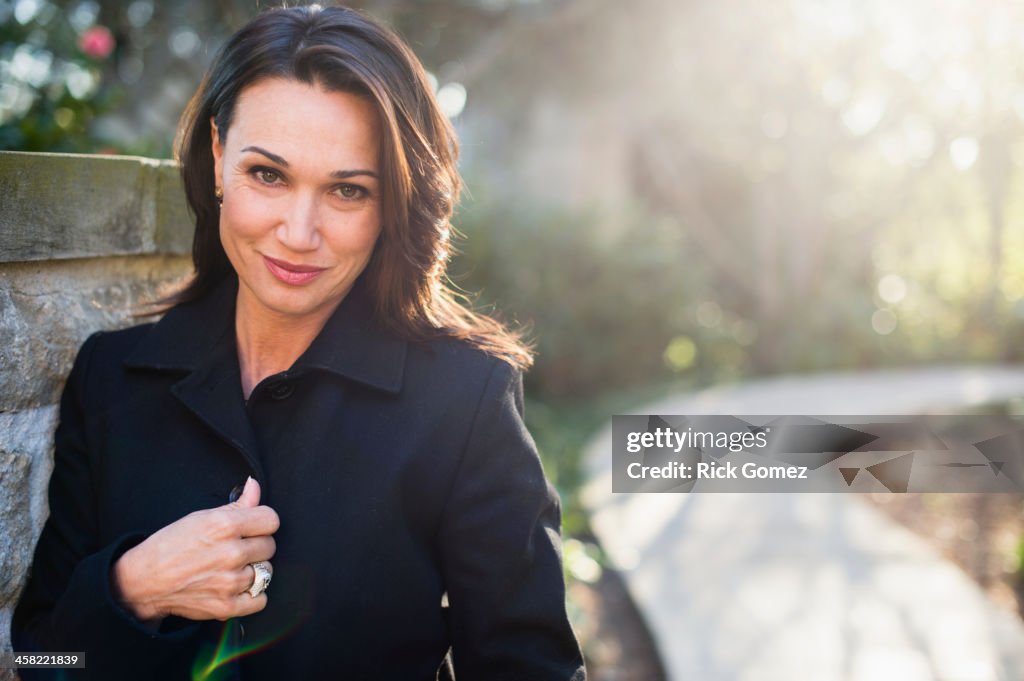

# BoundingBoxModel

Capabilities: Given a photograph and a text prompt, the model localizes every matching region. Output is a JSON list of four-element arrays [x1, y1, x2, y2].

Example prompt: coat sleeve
[[10, 332, 202, 680], [437, 359, 586, 680]]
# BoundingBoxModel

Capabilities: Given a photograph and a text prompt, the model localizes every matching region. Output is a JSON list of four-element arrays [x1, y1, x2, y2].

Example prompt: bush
[[452, 198, 704, 401]]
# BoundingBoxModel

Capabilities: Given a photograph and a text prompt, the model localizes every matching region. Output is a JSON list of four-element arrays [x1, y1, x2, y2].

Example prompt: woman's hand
[[110, 476, 279, 626]]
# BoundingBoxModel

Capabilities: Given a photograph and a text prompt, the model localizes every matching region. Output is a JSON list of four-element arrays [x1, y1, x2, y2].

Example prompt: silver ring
[[248, 561, 272, 598]]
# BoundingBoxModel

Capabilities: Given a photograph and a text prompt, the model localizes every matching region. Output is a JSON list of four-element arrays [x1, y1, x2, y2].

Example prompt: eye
[[251, 166, 283, 185], [334, 183, 369, 201]]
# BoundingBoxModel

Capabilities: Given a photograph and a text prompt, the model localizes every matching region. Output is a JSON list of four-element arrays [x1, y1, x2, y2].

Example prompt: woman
[[11, 5, 586, 680]]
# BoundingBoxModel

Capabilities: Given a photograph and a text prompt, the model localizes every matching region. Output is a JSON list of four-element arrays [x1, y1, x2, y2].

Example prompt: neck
[[234, 289, 334, 400]]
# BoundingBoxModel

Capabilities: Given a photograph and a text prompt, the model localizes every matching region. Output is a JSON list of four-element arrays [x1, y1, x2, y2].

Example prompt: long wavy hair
[[169, 4, 531, 368]]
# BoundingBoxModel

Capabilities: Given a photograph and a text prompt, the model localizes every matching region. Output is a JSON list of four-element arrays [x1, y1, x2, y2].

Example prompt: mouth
[[262, 255, 327, 285]]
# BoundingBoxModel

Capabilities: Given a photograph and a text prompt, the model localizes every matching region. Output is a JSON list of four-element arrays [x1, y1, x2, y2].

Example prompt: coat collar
[[124, 274, 407, 395]]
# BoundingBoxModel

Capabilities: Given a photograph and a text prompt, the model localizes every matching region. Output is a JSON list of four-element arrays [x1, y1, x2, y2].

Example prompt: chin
[[264, 293, 334, 319], [240, 278, 329, 318]]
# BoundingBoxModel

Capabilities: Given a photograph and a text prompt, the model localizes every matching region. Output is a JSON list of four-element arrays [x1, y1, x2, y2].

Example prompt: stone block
[[0, 256, 191, 411], [0, 449, 32, 610], [154, 163, 194, 255], [0, 408, 62, 675], [0, 652, 15, 681], [0, 151, 192, 263], [0, 408, 59, 530]]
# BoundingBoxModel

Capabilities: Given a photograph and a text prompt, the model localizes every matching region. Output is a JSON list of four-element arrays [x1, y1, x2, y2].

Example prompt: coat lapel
[[170, 327, 265, 481], [124, 277, 264, 479]]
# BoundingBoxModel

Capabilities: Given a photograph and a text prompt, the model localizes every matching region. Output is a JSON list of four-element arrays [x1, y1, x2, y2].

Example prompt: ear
[[210, 116, 223, 192]]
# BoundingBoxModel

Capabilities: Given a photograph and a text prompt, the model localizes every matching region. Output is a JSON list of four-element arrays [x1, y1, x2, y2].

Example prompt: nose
[[275, 192, 321, 252]]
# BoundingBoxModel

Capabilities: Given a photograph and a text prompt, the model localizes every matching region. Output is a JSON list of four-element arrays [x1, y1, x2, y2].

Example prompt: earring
[[215, 187, 223, 206]]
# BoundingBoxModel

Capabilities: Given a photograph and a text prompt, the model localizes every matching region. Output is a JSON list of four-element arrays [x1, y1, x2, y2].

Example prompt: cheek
[[356, 222, 383, 253], [327, 213, 382, 255], [220, 200, 273, 242]]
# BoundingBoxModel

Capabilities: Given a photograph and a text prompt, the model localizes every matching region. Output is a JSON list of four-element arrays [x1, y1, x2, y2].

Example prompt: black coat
[[11, 275, 586, 680]]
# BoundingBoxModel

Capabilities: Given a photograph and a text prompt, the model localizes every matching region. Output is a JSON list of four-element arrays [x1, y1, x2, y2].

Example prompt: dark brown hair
[[171, 4, 531, 368]]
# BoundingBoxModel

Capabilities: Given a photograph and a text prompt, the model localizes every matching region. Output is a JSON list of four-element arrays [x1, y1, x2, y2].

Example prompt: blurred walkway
[[581, 366, 1024, 681]]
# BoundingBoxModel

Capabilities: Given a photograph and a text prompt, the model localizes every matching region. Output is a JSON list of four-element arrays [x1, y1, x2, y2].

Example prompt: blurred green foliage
[[0, 0, 121, 150], [453, 192, 1024, 403], [453, 199, 701, 399]]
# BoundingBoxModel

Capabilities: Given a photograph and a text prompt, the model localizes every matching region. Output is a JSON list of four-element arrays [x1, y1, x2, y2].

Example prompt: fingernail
[[228, 478, 248, 503]]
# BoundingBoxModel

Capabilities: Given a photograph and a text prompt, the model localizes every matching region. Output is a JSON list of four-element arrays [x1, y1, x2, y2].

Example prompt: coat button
[[269, 382, 294, 400]]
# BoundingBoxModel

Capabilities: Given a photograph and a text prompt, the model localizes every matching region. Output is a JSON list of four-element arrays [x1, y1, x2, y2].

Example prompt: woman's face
[[211, 77, 382, 324]]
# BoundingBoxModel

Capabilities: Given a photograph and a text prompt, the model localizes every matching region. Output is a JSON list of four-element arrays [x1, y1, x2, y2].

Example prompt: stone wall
[[0, 151, 193, 677]]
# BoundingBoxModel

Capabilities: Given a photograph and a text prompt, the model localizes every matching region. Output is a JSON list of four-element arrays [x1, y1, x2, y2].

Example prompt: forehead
[[228, 78, 380, 166]]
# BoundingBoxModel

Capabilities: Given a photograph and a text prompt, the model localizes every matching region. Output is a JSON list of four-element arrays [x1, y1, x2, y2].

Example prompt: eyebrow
[[240, 145, 379, 180]]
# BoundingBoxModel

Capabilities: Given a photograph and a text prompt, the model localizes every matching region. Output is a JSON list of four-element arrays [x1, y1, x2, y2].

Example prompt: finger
[[234, 505, 280, 537], [239, 535, 276, 565], [229, 591, 269, 618], [231, 476, 260, 509]]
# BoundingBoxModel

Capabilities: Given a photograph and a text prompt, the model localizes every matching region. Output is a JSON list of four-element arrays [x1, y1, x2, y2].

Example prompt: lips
[[263, 255, 327, 285]]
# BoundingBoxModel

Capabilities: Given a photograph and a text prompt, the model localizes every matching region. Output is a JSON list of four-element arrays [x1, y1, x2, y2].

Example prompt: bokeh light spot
[[169, 28, 200, 58], [53, 106, 73, 128], [437, 81, 467, 118], [871, 308, 898, 335], [877, 274, 907, 304], [949, 136, 979, 171], [664, 336, 697, 371]]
